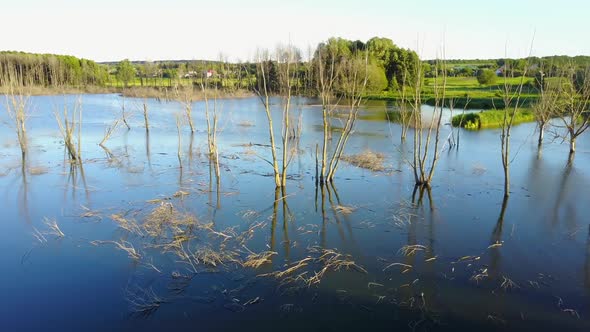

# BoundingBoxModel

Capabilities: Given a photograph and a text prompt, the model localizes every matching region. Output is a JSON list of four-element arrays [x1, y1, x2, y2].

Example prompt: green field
[[366, 76, 539, 109]]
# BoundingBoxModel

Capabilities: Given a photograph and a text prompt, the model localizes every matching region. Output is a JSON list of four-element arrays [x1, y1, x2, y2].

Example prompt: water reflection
[[145, 130, 152, 171], [269, 187, 291, 262], [585, 225, 590, 292], [19, 157, 30, 225], [411, 185, 434, 210], [489, 196, 509, 280], [66, 162, 89, 203], [552, 156, 575, 229]]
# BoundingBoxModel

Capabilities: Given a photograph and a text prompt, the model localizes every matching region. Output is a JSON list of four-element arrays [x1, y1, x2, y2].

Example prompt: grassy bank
[[451, 109, 535, 129], [366, 76, 539, 109]]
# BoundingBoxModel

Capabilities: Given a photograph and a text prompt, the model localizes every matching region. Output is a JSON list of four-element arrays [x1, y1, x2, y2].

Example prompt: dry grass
[[334, 205, 356, 215], [237, 120, 255, 127], [43, 217, 65, 238], [398, 244, 427, 256], [192, 246, 240, 268], [111, 213, 143, 235], [143, 202, 197, 237], [122, 86, 253, 101], [91, 240, 141, 260], [0, 85, 116, 96], [472, 163, 487, 175], [341, 150, 386, 172], [29, 166, 49, 175], [259, 247, 367, 288], [500, 275, 520, 291], [125, 286, 166, 317], [242, 250, 277, 268]]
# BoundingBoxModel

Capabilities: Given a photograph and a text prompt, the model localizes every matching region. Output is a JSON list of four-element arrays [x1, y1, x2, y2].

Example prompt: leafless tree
[[498, 48, 533, 198], [396, 70, 413, 142], [201, 60, 221, 179], [553, 65, 590, 156], [324, 51, 369, 182], [55, 97, 83, 162], [532, 64, 559, 147], [314, 43, 368, 183], [142, 98, 150, 131], [176, 86, 195, 133], [252, 45, 298, 188], [407, 48, 447, 189], [1, 64, 32, 162]]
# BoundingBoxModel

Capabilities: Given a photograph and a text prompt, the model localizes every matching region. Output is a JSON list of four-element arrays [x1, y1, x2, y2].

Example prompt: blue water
[[1, 94, 589, 331]]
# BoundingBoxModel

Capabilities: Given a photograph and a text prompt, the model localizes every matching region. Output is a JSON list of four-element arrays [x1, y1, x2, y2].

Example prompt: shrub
[[477, 69, 497, 85]]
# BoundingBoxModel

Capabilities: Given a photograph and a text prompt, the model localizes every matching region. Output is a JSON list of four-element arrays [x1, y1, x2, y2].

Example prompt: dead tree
[[532, 63, 558, 147], [553, 65, 590, 155], [407, 48, 447, 189], [498, 54, 531, 198], [201, 60, 220, 179], [324, 51, 369, 182], [253, 45, 298, 188], [55, 97, 83, 163], [1, 64, 31, 162]]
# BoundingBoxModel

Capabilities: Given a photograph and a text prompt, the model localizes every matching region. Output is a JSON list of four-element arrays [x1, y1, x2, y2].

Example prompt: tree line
[[0, 51, 108, 87]]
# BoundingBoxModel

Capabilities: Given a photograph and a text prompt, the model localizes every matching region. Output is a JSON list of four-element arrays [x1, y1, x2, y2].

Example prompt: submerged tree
[[55, 97, 83, 163], [406, 47, 447, 189], [0, 64, 31, 162], [176, 86, 195, 133], [554, 65, 590, 155], [253, 45, 298, 187], [201, 60, 221, 180], [314, 39, 369, 183], [532, 65, 559, 147], [498, 49, 533, 198]]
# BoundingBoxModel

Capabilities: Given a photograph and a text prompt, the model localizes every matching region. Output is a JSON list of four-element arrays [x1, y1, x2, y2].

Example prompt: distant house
[[183, 71, 198, 78]]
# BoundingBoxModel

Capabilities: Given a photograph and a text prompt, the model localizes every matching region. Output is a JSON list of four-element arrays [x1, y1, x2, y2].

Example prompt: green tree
[[477, 69, 497, 85], [116, 59, 136, 88], [365, 62, 388, 93]]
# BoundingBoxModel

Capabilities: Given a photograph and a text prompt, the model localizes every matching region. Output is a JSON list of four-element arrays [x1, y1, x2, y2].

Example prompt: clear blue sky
[[1, 0, 588, 61]]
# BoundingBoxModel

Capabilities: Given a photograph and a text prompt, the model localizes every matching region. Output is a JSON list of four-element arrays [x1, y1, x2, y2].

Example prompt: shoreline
[[0, 86, 255, 101]]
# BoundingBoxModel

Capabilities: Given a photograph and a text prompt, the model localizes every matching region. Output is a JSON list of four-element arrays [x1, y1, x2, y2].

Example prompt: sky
[[1, 0, 588, 62]]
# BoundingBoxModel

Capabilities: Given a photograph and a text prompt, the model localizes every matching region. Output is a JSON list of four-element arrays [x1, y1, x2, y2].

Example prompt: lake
[[1, 94, 589, 331]]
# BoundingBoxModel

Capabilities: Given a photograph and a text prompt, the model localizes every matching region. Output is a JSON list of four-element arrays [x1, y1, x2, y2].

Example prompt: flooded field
[[1, 94, 590, 331]]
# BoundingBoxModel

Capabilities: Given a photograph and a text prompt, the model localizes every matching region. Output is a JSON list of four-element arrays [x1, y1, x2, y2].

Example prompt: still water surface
[[1, 94, 589, 331]]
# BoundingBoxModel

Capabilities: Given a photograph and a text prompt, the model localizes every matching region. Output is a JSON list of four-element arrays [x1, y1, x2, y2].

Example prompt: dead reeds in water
[[257, 246, 367, 287], [91, 239, 141, 260], [125, 286, 166, 317], [341, 150, 386, 172], [43, 217, 65, 238], [242, 251, 278, 268], [32, 217, 65, 242]]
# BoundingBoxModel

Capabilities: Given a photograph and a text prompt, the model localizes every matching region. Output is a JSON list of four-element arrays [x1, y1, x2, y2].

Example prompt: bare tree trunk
[[175, 114, 183, 169], [538, 122, 545, 146], [320, 106, 329, 183], [121, 97, 131, 130], [143, 99, 149, 131]]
